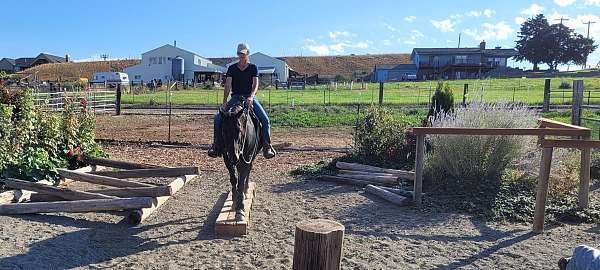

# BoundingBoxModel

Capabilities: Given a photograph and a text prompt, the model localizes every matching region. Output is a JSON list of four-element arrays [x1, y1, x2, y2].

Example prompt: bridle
[[222, 99, 258, 165]]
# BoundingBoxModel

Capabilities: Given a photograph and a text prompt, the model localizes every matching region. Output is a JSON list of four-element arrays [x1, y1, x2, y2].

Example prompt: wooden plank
[[541, 139, 600, 149], [533, 147, 553, 233], [414, 134, 425, 207], [338, 170, 398, 177], [90, 167, 199, 179], [318, 175, 395, 187], [0, 197, 154, 214], [365, 184, 410, 206], [335, 162, 415, 178], [538, 118, 591, 131], [2, 178, 117, 201], [411, 127, 589, 137], [83, 156, 160, 170], [215, 182, 256, 237], [86, 186, 172, 198], [57, 169, 155, 188], [127, 174, 197, 224], [336, 174, 398, 184]]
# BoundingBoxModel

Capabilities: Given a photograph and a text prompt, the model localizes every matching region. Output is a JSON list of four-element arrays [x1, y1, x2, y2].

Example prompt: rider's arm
[[250, 76, 258, 97], [223, 77, 232, 104]]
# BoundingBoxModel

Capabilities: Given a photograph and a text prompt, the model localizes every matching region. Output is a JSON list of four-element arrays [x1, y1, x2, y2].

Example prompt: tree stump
[[293, 219, 345, 270]]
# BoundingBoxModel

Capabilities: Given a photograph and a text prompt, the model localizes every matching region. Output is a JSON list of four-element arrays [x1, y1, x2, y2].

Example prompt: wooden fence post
[[414, 134, 425, 207], [115, 84, 122, 116], [293, 219, 344, 270], [543, 79, 551, 112], [462, 84, 468, 106], [378, 82, 384, 105], [571, 80, 584, 126], [533, 147, 553, 233]]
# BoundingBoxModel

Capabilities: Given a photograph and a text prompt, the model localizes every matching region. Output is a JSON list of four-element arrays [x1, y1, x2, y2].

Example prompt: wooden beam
[[292, 219, 344, 270], [84, 156, 160, 170], [335, 162, 415, 179], [414, 134, 425, 207], [0, 197, 154, 214], [2, 178, 117, 201], [538, 118, 591, 131], [57, 169, 155, 188], [0, 190, 20, 204], [90, 167, 199, 179], [411, 127, 589, 137], [128, 174, 197, 224], [336, 174, 397, 185], [318, 175, 395, 187], [541, 139, 600, 149], [215, 182, 257, 236], [365, 185, 410, 206], [86, 186, 172, 198], [338, 170, 398, 177], [533, 147, 553, 233]]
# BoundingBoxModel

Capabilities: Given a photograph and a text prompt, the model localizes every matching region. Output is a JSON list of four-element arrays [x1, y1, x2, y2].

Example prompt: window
[[455, 55, 467, 64], [167, 57, 171, 61], [134, 75, 141, 79], [158, 57, 163, 64]]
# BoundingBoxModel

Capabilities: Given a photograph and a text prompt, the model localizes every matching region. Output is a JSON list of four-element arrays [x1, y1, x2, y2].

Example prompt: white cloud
[[400, 30, 425, 45], [521, 4, 544, 16], [483, 9, 495, 17], [468, 11, 482, 17], [404, 40, 417, 45], [585, 0, 600, 6], [404, 16, 417, 22], [306, 45, 330, 56], [515, 17, 526, 25], [382, 23, 397, 32], [431, 19, 457, 32], [328, 31, 352, 40], [555, 0, 576, 6], [382, 39, 392, 46], [464, 21, 514, 41]]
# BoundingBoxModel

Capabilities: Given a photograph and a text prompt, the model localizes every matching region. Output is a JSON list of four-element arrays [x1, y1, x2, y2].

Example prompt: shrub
[[426, 102, 538, 186], [559, 81, 571, 89], [352, 106, 421, 170], [426, 81, 454, 121], [0, 88, 106, 182]]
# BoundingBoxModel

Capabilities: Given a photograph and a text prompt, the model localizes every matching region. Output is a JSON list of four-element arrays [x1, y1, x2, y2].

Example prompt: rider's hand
[[246, 96, 254, 108], [219, 103, 227, 112]]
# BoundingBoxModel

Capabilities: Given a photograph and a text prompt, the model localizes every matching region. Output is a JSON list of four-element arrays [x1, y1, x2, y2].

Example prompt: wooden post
[[116, 83, 122, 115], [572, 80, 584, 126], [462, 83, 468, 106], [543, 79, 551, 112], [293, 219, 344, 270], [414, 134, 425, 207], [579, 146, 591, 209], [533, 147, 553, 233], [378, 82, 384, 105]]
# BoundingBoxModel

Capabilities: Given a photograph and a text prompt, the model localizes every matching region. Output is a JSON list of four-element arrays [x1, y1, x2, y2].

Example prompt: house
[[124, 44, 226, 83], [372, 64, 418, 82], [226, 52, 290, 83], [0, 53, 66, 73], [30, 53, 66, 67], [411, 41, 518, 80], [0, 58, 16, 73]]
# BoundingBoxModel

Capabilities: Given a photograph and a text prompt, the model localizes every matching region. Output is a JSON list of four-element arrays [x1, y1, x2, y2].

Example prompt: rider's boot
[[262, 136, 276, 159]]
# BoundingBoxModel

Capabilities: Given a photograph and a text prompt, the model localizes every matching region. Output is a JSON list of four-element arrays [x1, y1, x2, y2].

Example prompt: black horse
[[219, 97, 262, 221]]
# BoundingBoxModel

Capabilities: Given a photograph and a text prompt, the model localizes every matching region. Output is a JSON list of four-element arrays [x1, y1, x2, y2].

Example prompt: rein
[[224, 102, 258, 165]]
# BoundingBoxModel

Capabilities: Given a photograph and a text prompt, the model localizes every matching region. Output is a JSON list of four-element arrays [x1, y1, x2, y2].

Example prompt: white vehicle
[[92, 72, 129, 85], [404, 74, 417, 81]]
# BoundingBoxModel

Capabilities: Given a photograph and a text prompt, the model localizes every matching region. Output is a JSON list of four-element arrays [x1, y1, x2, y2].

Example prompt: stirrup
[[263, 145, 276, 159], [207, 144, 221, 158]]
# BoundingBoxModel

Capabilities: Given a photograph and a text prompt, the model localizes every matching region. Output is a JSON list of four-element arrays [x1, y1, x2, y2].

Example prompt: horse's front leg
[[224, 158, 239, 211], [234, 164, 250, 221]]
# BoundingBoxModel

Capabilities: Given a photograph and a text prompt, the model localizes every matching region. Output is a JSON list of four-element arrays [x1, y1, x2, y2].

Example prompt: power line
[[555, 17, 570, 25]]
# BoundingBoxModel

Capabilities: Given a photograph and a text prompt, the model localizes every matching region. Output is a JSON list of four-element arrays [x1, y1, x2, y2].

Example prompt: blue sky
[[1, 0, 600, 70]]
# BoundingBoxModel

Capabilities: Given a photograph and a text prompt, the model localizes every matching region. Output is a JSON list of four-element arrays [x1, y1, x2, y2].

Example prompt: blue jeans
[[213, 96, 271, 145]]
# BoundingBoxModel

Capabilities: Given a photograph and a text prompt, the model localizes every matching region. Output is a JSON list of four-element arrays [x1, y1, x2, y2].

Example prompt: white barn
[[124, 44, 225, 83], [226, 52, 290, 83]]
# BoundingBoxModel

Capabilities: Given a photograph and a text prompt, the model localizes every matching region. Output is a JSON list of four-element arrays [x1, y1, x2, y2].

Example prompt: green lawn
[[122, 77, 600, 106]]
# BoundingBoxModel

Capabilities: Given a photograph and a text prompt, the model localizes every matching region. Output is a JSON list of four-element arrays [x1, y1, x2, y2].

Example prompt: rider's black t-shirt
[[226, 63, 258, 96]]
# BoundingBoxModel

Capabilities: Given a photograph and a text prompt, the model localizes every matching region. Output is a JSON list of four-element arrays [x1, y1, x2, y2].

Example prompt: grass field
[[121, 77, 600, 106]]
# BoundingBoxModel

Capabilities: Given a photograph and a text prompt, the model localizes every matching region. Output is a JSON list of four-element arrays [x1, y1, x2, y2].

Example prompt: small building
[[0, 53, 66, 73], [124, 44, 226, 83], [372, 64, 418, 82], [30, 53, 66, 67], [0, 58, 16, 73], [411, 41, 518, 80], [226, 52, 290, 84]]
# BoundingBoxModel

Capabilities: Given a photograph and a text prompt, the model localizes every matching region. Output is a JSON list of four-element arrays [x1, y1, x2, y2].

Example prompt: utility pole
[[457, 32, 461, 48], [582, 21, 596, 69], [555, 17, 569, 25]]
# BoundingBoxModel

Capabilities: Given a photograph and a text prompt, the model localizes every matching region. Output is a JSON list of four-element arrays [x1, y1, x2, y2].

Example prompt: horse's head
[[220, 98, 250, 164]]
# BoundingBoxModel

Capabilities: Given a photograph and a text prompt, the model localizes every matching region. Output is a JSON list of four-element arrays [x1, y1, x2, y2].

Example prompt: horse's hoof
[[235, 210, 246, 222]]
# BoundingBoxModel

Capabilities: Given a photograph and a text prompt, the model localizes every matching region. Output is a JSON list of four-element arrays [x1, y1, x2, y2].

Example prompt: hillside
[[17, 60, 140, 81]]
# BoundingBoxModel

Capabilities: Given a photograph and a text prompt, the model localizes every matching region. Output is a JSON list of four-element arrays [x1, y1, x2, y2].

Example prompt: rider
[[208, 43, 276, 159]]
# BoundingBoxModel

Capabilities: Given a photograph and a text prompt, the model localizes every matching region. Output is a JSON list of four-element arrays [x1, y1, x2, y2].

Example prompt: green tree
[[515, 14, 550, 71]]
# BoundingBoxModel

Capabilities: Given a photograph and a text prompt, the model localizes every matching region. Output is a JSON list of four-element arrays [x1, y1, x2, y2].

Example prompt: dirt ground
[[1, 114, 599, 270]]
